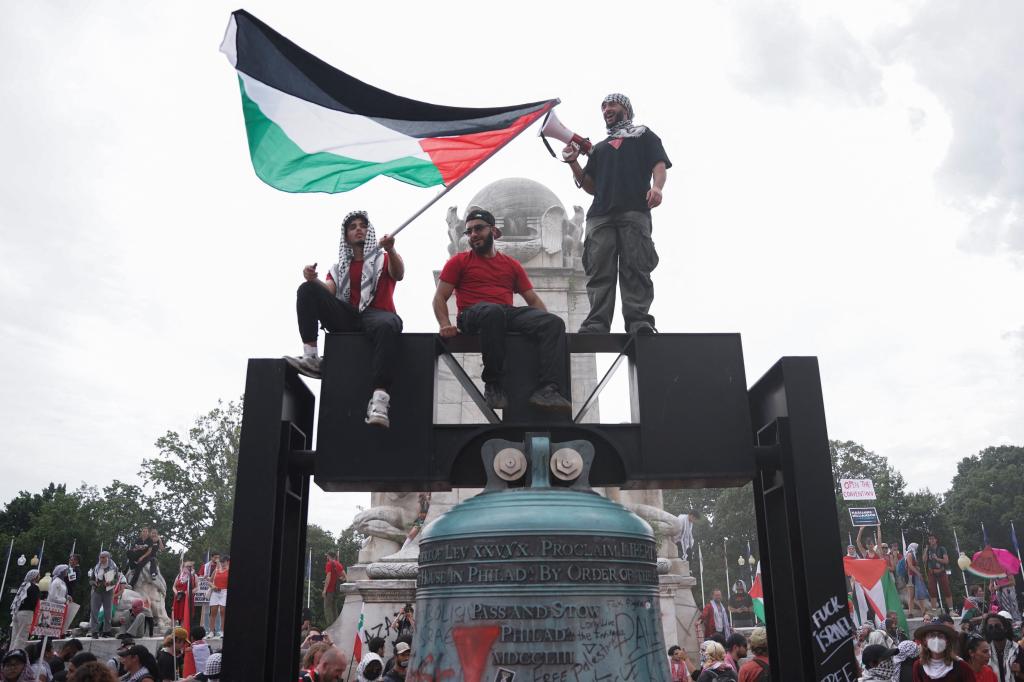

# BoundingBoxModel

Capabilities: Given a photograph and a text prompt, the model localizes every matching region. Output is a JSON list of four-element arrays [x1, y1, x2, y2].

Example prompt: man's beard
[[472, 233, 494, 255]]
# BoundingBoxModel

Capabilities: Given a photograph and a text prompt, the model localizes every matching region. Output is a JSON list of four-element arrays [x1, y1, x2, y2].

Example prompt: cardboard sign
[[31, 600, 69, 637], [193, 576, 212, 604], [840, 479, 876, 500], [848, 507, 880, 527]]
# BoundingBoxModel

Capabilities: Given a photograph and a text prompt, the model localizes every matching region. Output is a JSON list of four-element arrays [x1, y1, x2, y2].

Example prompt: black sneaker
[[529, 384, 571, 413], [484, 383, 508, 410], [631, 323, 657, 336]]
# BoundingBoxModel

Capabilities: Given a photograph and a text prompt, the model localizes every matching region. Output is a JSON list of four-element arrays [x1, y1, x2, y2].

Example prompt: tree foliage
[[943, 445, 1024, 551], [139, 399, 242, 553]]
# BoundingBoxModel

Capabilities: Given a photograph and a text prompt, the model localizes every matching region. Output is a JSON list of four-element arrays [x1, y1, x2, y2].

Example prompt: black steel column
[[224, 360, 314, 681], [749, 358, 857, 681]]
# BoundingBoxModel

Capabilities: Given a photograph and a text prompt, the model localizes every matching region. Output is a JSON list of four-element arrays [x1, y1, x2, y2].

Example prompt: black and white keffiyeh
[[9, 570, 39, 617], [603, 93, 647, 139], [331, 210, 385, 312]]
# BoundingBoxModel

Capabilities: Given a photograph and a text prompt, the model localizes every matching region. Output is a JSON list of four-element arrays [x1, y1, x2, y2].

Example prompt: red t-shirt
[[439, 250, 533, 312], [213, 567, 229, 590], [326, 254, 397, 313], [324, 559, 346, 593]]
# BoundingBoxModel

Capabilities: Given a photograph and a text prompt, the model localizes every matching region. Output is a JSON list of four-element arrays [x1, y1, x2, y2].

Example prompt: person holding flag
[[286, 211, 404, 429]]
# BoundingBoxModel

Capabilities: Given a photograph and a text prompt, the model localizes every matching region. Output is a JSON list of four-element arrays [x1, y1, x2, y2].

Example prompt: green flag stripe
[[881, 571, 909, 634], [238, 79, 444, 193]]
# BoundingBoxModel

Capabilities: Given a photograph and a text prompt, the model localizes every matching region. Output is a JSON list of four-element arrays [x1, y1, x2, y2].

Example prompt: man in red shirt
[[738, 627, 770, 682], [432, 208, 570, 412], [286, 210, 405, 428], [321, 551, 347, 627]]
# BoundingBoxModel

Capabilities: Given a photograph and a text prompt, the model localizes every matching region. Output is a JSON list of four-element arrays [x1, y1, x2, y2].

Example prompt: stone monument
[[332, 178, 699, 667]]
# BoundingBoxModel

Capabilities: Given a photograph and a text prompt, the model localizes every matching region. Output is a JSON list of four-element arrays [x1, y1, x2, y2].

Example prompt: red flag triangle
[[453, 625, 501, 682], [749, 572, 763, 599]]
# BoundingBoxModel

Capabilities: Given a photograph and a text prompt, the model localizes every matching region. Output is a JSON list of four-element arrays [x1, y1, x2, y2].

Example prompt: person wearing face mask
[[911, 621, 976, 680], [982, 613, 1023, 682]]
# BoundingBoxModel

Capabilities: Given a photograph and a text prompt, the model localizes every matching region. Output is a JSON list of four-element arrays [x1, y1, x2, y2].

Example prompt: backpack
[[895, 557, 908, 579]]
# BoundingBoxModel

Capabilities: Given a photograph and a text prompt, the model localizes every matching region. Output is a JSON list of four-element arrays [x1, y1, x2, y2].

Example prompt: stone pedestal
[[330, 578, 417, 671]]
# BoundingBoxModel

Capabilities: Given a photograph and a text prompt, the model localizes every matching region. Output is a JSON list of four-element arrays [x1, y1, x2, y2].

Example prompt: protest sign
[[849, 507, 880, 527], [31, 600, 68, 637], [194, 576, 212, 604], [840, 479, 876, 500]]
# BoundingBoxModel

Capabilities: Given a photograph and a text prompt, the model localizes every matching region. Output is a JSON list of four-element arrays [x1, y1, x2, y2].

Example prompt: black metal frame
[[226, 335, 857, 681]]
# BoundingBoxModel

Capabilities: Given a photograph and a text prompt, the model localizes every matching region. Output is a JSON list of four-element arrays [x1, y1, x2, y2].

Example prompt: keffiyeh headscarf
[[893, 640, 919, 664], [602, 93, 647, 139], [357, 652, 384, 682], [52, 564, 70, 581], [9, 570, 40, 617], [331, 210, 386, 312]]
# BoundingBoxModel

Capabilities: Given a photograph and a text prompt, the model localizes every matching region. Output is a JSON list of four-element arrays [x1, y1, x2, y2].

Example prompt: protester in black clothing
[[127, 528, 151, 588], [146, 528, 163, 578], [728, 581, 754, 628], [56, 651, 96, 681], [382, 642, 411, 681], [562, 93, 671, 335]]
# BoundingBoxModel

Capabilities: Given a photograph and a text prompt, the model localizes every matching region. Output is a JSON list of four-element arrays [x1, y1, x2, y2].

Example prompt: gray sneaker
[[284, 354, 321, 379], [528, 384, 571, 413], [484, 383, 508, 410], [365, 390, 390, 428]]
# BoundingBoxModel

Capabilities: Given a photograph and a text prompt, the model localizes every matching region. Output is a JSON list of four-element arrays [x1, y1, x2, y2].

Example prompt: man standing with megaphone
[[562, 93, 670, 335]]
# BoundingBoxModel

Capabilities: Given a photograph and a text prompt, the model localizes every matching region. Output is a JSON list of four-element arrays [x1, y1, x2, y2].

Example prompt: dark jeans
[[457, 303, 567, 390], [580, 210, 658, 333], [296, 280, 402, 389]]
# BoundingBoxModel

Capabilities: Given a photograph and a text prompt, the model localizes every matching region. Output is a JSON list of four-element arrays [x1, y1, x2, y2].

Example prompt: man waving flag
[[220, 10, 557, 194]]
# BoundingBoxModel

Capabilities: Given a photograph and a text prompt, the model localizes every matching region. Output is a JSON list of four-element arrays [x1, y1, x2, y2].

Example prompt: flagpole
[[38, 539, 45, 572], [698, 543, 706, 608], [0, 538, 14, 606], [723, 538, 733, 627], [1012, 522, 1024, 585], [366, 101, 559, 249], [952, 528, 969, 594], [306, 548, 312, 611]]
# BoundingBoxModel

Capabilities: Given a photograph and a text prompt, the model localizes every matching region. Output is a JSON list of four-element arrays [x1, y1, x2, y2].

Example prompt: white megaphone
[[539, 110, 592, 158]]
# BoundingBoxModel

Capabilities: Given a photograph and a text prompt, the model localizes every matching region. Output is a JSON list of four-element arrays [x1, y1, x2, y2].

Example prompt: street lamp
[[748, 555, 757, 567], [29, 555, 38, 567], [737, 555, 746, 567], [957, 552, 971, 571], [17, 554, 26, 567]]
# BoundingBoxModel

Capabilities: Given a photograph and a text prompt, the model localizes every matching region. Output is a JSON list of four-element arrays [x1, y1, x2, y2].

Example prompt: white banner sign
[[840, 479, 876, 500]]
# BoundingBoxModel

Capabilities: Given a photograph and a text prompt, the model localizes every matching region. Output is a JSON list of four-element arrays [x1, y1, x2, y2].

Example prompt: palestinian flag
[[843, 557, 908, 634], [220, 10, 557, 193], [749, 562, 765, 624]]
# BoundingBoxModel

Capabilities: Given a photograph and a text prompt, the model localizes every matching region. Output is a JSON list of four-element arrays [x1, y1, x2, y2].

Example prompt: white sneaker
[[365, 390, 390, 428], [284, 354, 321, 379]]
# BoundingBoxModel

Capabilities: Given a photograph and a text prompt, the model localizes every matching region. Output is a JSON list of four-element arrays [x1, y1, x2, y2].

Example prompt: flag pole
[[1012, 522, 1024, 585], [952, 528, 969, 594], [698, 543, 706, 608], [0, 538, 14, 606], [38, 539, 45, 572], [723, 537, 733, 627], [306, 548, 312, 611], [367, 101, 559, 249]]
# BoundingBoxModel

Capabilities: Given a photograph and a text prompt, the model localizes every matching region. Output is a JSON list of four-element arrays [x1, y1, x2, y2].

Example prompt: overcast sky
[[2, 1, 1021, 538]]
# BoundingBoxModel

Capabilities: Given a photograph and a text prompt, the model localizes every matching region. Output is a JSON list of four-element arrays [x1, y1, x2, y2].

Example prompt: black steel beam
[[749, 358, 857, 681], [224, 360, 314, 682]]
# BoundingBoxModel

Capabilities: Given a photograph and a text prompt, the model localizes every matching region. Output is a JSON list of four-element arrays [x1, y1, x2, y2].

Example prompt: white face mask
[[926, 636, 946, 654]]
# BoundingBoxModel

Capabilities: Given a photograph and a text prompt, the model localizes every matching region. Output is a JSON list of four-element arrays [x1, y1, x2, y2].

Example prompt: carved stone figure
[[130, 567, 171, 632]]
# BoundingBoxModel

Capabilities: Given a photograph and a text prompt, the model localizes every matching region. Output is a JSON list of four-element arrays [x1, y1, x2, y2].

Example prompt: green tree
[[139, 399, 242, 553], [831, 440, 909, 549], [943, 445, 1024, 552]]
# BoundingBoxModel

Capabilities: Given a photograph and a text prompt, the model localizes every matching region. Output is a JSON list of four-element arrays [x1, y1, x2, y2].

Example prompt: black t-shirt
[[128, 538, 150, 564], [583, 129, 672, 218], [19, 583, 40, 611], [728, 592, 754, 626], [926, 545, 947, 571]]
